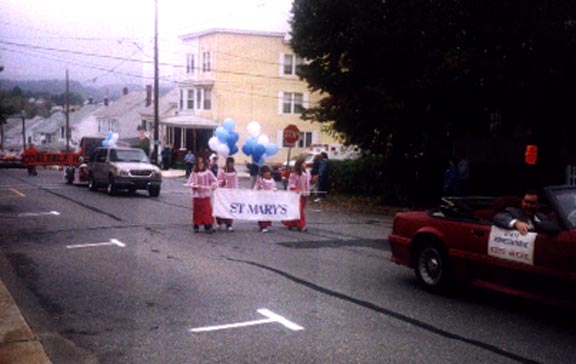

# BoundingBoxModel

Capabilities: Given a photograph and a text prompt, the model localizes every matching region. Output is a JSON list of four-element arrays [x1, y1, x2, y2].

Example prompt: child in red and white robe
[[282, 157, 310, 231], [188, 156, 218, 233], [253, 165, 276, 232], [216, 156, 239, 231]]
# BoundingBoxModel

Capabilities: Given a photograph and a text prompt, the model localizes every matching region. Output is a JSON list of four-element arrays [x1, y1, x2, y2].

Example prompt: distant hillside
[[0, 79, 146, 102]]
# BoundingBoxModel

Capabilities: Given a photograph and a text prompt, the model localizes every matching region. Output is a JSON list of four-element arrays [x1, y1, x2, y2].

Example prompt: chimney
[[104, 88, 109, 106], [123, 87, 129, 95], [145, 85, 152, 107]]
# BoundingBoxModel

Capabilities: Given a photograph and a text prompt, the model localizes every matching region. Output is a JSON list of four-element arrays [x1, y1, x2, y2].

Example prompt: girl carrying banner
[[188, 156, 218, 233], [282, 157, 310, 232], [253, 165, 277, 232], [216, 156, 238, 231]]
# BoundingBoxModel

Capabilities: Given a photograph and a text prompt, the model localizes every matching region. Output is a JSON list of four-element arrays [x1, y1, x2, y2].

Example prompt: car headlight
[[118, 169, 130, 177]]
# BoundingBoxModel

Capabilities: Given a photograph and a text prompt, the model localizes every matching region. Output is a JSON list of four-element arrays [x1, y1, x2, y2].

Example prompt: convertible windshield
[[550, 188, 576, 229], [110, 149, 149, 163]]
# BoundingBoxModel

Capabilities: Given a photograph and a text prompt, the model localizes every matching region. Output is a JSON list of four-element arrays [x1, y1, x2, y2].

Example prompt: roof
[[180, 28, 286, 41], [35, 111, 65, 134], [162, 113, 217, 129], [95, 91, 147, 119], [139, 88, 178, 118]]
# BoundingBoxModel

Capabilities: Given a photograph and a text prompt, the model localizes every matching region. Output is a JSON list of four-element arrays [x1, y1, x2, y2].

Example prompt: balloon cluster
[[241, 121, 279, 166], [102, 131, 119, 147], [208, 118, 239, 158]]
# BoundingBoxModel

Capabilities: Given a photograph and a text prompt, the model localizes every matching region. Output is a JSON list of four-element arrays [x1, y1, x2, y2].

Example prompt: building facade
[[165, 28, 340, 164]]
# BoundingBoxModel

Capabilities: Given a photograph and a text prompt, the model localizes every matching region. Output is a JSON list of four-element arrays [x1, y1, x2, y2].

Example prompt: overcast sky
[[0, 0, 292, 87]]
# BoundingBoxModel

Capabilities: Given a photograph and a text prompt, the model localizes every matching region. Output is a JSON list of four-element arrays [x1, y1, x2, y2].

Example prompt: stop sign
[[283, 124, 300, 146]]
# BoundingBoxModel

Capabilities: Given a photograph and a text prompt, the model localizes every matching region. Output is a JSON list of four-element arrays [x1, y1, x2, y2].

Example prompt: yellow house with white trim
[[162, 28, 339, 165]]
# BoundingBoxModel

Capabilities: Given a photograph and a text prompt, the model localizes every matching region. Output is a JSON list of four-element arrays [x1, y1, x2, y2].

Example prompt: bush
[[327, 155, 442, 206]]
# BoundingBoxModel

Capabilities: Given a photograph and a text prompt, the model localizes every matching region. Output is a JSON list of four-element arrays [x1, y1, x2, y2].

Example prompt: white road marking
[[189, 308, 304, 333], [66, 238, 126, 249], [18, 210, 60, 217]]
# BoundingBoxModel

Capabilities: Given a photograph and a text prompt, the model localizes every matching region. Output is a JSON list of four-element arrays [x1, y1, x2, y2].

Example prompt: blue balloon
[[242, 144, 254, 156], [227, 131, 239, 150], [252, 144, 265, 162], [245, 136, 257, 148], [230, 145, 239, 156], [215, 127, 228, 143], [102, 140, 109, 147], [223, 118, 235, 132], [265, 143, 278, 156], [228, 131, 239, 144], [254, 144, 265, 156], [252, 155, 265, 166]]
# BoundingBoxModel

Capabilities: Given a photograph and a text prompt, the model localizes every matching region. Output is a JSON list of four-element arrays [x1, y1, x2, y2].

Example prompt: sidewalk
[[0, 279, 51, 364]]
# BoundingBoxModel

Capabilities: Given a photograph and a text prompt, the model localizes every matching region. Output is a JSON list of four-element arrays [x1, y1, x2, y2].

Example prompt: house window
[[282, 92, 304, 114], [194, 88, 212, 110], [203, 89, 212, 110], [60, 126, 65, 138], [202, 52, 211, 72], [297, 132, 313, 148], [186, 53, 195, 74], [187, 89, 194, 110], [283, 54, 303, 76]]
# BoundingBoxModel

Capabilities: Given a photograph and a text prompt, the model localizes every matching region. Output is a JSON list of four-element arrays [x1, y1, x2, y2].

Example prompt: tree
[[290, 0, 576, 171]]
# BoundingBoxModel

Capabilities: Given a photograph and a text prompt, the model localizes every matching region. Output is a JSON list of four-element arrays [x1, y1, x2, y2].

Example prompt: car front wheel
[[414, 244, 452, 293], [148, 185, 160, 197], [107, 177, 117, 196]]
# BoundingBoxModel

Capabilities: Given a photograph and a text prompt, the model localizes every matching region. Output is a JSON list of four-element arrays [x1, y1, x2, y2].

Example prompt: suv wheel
[[149, 185, 160, 197], [107, 176, 118, 196], [88, 175, 98, 191]]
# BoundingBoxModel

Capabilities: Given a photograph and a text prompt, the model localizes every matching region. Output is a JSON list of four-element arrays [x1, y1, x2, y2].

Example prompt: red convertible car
[[388, 185, 576, 306]]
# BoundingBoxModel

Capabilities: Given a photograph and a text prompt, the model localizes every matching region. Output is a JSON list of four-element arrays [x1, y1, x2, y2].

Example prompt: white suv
[[87, 147, 162, 197]]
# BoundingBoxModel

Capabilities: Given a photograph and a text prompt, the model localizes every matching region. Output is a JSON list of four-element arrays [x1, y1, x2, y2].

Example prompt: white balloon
[[257, 134, 269, 146], [217, 143, 230, 157], [208, 136, 220, 151], [109, 133, 119, 147], [247, 121, 261, 137]]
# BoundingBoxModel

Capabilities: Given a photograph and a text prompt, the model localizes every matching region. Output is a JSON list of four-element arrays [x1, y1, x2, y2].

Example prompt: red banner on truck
[[22, 151, 81, 167]]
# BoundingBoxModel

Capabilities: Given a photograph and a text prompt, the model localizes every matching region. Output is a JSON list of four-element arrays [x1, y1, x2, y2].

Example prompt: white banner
[[488, 226, 537, 265], [213, 188, 301, 221]]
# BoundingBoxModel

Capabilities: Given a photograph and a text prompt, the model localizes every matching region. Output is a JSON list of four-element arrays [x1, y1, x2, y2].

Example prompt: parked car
[[388, 185, 576, 306], [87, 147, 162, 197]]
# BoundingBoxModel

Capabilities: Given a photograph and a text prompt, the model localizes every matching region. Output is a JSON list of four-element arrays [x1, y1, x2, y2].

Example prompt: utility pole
[[65, 69, 70, 152], [152, 0, 160, 165], [20, 97, 26, 150]]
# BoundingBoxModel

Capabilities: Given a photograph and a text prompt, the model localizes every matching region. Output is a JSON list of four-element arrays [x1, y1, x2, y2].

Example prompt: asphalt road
[[0, 168, 575, 364]]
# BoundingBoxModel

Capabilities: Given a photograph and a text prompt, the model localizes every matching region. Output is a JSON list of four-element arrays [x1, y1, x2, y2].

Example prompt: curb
[[0, 279, 52, 364]]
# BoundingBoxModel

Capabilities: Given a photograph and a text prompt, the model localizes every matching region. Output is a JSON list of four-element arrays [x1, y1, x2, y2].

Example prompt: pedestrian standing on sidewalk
[[315, 152, 330, 202], [282, 157, 310, 232], [216, 156, 238, 231], [184, 150, 196, 179], [253, 165, 276, 232], [188, 156, 218, 233]]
